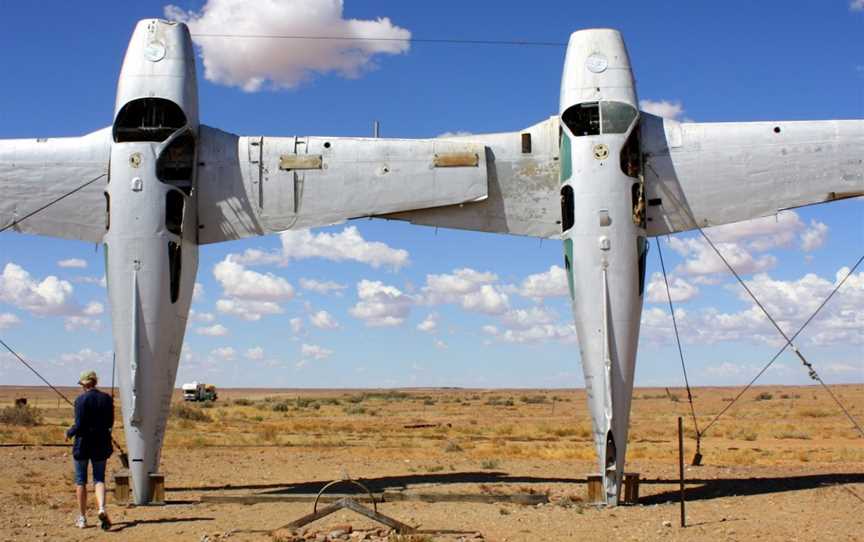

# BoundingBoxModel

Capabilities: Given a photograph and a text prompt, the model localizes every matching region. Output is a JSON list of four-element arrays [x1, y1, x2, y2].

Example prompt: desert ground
[[1, 384, 862, 541]]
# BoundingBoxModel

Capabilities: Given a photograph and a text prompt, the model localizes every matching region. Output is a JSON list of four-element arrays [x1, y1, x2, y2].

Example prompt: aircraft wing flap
[[641, 114, 864, 235], [0, 128, 111, 243], [196, 126, 489, 244]]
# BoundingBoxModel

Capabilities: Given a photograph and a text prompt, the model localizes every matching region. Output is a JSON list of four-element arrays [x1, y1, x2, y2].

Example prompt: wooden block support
[[586, 474, 604, 504], [148, 473, 165, 505], [623, 472, 640, 504], [113, 470, 130, 504]]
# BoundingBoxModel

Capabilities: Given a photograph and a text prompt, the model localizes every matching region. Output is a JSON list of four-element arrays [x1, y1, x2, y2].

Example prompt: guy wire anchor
[[283, 478, 414, 534], [691, 432, 703, 467]]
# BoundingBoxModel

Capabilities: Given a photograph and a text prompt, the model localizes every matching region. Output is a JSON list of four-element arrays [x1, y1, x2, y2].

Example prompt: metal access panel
[[254, 136, 488, 232]]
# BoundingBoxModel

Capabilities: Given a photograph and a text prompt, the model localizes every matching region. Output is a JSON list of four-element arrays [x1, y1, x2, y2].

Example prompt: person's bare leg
[[95, 482, 106, 511], [76, 484, 87, 516]]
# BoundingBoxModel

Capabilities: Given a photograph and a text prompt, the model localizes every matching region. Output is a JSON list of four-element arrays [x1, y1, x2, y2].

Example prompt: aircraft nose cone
[[560, 28, 637, 112]]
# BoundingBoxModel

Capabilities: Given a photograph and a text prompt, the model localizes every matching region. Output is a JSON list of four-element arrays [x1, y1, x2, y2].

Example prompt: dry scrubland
[[1, 385, 862, 541]]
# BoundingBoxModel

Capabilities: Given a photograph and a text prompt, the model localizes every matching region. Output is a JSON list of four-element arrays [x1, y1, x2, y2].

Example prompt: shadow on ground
[[109, 516, 214, 532], [641, 472, 864, 504]]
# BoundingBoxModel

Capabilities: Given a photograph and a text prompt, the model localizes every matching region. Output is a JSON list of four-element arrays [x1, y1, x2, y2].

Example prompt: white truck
[[181, 382, 218, 402]]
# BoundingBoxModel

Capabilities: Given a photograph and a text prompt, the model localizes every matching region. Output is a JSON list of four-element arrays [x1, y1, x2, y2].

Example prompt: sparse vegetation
[[272, 401, 291, 412], [444, 440, 463, 453], [755, 392, 774, 401], [797, 408, 831, 418], [520, 395, 547, 404], [480, 459, 500, 469], [775, 430, 811, 440], [170, 403, 211, 422], [232, 398, 254, 406], [0, 405, 43, 426]]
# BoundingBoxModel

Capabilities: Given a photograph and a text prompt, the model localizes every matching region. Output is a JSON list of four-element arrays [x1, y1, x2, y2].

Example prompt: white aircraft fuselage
[[559, 30, 645, 503], [106, 21, 201, 504]]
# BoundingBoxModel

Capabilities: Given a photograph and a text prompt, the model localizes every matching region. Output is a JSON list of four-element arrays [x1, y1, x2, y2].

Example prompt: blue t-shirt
[[66, 388, 114, 461]]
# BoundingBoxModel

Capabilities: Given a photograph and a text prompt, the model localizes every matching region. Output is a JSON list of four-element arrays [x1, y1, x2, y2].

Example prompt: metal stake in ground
[[678, 416, 686, 528]]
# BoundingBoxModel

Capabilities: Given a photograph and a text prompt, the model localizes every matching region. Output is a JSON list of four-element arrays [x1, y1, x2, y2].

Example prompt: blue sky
[[0, 1, 862, 389]]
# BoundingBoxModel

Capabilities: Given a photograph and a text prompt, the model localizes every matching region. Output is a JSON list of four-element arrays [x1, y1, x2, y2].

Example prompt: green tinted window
[[562, 102, 600, 136], [601, 102, 637, 134]]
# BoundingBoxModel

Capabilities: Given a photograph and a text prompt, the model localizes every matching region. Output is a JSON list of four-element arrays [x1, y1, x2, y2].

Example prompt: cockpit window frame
[[561, 100, 639, 137]]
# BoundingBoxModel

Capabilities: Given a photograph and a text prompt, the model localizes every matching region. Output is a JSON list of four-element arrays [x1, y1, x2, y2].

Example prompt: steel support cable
[[692, 229, 864, 438], [701, 252, 864, 436], [0, 172, 108, 234], [639, 164, 863, 436], [0, 336, 130, 464], [655, 238, 702, 454], [191, 33, 567, 47], [0, 337, 74, 405]]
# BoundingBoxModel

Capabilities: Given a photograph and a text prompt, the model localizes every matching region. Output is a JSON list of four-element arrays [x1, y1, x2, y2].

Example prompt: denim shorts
[[73, 458, 107, 485]]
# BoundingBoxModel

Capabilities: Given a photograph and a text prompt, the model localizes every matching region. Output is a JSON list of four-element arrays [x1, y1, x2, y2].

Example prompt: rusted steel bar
[[678, 416, 686, 528]]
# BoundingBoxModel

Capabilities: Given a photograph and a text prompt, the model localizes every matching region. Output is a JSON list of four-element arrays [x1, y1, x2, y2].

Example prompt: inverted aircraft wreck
[[1, 20, 862, 505]]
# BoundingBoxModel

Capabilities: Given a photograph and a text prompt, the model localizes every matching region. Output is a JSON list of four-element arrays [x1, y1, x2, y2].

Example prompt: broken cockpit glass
[[560, 101, 638, 137], [113, 98, 187, 143]]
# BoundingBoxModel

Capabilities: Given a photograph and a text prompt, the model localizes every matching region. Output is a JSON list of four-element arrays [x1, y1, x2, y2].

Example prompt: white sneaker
[[75, 515, 86, 529]]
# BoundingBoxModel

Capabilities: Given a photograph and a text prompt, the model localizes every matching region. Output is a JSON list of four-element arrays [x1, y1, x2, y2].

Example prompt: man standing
[[66, 370, 113, 530]]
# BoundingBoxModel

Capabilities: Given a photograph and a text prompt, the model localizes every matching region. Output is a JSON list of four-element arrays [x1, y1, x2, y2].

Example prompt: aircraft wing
[[381, 117, 562, 238], [641, 114, 864, 236], [0, 128, 111, 242], [383, 114, 864, 240], [196, 125, 490, 244]]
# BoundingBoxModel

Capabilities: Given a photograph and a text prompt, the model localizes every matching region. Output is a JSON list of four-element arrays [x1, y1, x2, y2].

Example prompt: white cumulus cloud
[[668, 237, 776, 276], [646, 273, 699, 303], [800, 220, 829, 252], [280, 227, 409, 269], [211, 346, 236, 360], [290, 317, 304, 334], [196, 323, 229, 336], [639, 99, 685, 120], [166, 0, 412, 92], [513, 265, 569, 301], [421, 268, 509, 314], [245, 346, 265, 360], [301, 343, 333, 360], [310, 309, 340, 329], [0, 313, 20, 329], [299, 278, 347, 295], [57, 259, 87, 269], [0, 263, 76, 315], [417, 313, 438, 333], [213, 257, 295, 301], [216, 298, 284, 321], [349, 279, 414, 326]]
